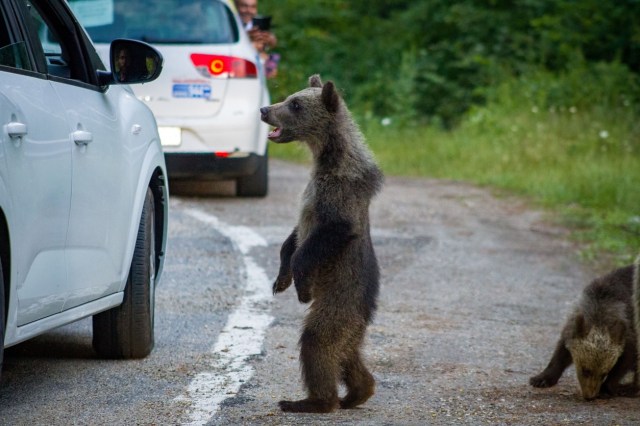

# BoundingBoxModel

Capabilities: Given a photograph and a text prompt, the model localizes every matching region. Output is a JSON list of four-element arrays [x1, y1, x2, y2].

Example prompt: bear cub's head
[[565, 313, 626, 400], [260, 74, 342, 144]]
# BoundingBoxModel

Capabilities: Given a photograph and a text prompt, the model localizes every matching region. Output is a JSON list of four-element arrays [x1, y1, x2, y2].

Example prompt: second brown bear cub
[[530, 265, 638, 400], [260, 75, 383, 413]]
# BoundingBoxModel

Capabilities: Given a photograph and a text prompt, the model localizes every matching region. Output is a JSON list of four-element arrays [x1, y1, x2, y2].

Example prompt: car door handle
[[72, 130, 93, 146], [6, 121, 27, 138]]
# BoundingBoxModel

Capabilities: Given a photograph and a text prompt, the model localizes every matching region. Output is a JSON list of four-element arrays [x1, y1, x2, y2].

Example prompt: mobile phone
[[252, 15, 271, 31]]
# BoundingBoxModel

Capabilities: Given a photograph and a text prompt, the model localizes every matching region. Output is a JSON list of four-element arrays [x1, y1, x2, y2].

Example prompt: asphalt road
[[0, 159, 637, 425]]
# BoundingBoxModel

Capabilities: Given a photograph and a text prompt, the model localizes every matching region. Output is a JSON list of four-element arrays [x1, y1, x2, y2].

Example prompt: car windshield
[[67, 0, 238, 44]]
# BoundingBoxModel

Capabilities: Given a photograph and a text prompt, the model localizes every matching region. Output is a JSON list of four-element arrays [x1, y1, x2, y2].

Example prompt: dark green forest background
[[261, 0, 640, 128]]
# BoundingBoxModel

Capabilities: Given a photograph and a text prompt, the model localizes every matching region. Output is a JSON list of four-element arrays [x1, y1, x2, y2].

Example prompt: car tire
[[237, 151, 268, 197], [92, 188, 156, 359]]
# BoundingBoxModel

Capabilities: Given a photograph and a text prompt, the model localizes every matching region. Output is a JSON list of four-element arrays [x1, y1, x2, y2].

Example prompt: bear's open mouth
[[268, 127, 282, 139]]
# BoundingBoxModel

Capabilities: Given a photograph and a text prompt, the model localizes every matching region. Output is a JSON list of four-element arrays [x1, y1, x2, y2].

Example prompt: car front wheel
[[92, 188, 156, 359]]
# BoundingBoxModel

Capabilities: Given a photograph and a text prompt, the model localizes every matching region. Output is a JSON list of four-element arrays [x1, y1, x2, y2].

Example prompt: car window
[[0, 42, 31, 69], [68, 0, 239, 44], [0, 4, 32, 70], [21, 0, 93, 83]]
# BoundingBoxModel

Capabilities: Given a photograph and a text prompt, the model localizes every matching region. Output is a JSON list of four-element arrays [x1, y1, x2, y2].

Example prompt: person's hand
[[248, 29, 277, 49], [261, 30, 277, 48], [247, 27, 260, 42]]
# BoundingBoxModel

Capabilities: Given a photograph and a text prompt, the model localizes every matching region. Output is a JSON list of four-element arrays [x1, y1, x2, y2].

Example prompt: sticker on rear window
[[172, 84, 212, 99], [69, 0, 114, 27]]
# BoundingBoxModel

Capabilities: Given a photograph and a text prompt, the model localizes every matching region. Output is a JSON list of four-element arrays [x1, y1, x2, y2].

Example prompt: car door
[[0, 2, 72, 326], [23, 0, 132, 311]]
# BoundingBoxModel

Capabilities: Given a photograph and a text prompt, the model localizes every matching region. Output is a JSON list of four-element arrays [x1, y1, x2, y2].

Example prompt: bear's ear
[[309, 74, 323, 88], [322, 81, 340, 113]]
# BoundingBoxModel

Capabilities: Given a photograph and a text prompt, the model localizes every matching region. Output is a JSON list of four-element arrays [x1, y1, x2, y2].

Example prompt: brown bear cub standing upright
[[530, 265, 638, 400], [260, 75, 383, 413]]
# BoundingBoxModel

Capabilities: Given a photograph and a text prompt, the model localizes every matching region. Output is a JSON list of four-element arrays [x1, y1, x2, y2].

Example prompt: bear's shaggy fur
[[530, 265, 638, 400], [261, 75, 383, 413]]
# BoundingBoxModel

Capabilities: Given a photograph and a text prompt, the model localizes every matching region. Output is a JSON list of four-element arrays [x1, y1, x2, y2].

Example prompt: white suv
[[73, 0, 272, 196], [0, 0, 169, 379]]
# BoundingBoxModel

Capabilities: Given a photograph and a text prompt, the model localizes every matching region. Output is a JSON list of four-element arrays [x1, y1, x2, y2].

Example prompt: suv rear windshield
[[67, 0, 239, 44]]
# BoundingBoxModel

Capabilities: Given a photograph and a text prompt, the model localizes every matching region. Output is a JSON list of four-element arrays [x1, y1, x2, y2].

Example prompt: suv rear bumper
[[164, 152, 260, 180]]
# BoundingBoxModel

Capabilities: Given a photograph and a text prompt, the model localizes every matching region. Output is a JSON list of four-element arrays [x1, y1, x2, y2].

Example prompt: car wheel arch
[[149, 167, 168, 278], [123, 140, 168, 290]]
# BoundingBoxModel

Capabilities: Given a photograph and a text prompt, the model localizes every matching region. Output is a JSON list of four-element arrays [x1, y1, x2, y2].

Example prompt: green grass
[[371, 113, 637, 265]]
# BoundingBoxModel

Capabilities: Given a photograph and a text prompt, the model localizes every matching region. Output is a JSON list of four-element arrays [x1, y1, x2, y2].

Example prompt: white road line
[[176, 208, 272, 425]]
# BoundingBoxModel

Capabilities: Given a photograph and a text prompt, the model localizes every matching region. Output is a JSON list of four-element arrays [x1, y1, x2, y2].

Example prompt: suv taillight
[[190, 54, 258, 78]]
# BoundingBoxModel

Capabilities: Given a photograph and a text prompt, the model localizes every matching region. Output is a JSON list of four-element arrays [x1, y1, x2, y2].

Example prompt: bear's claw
[[272, 275, 292, 294]]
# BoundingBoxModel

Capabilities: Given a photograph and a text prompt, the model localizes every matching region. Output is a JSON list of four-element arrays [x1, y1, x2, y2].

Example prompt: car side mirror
[[98, 39, 163, 86]]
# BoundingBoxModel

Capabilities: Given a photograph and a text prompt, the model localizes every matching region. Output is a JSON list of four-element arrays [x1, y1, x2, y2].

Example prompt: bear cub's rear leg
[[278, 398, 339, 413], [278, 328, 340, 413], [340, 354, 375, 409]]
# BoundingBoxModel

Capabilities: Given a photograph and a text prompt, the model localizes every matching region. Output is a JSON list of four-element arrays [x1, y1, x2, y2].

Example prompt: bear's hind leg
[[278, 398, 339, 413], [340, 351, 375, 409], [278, 328, 340, 413]]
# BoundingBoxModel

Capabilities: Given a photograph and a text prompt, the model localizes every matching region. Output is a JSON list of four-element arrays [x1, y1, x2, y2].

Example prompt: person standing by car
[[234, 0, 279, 78]]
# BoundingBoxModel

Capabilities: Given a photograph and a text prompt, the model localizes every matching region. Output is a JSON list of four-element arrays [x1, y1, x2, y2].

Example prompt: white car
[[0, 0, 169, 378], [72, 0, 272, 196]]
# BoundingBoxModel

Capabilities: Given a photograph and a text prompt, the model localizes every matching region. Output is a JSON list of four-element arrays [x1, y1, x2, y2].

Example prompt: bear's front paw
[[601, 382, 638, 398], [529, 372, 558, 388], [273, 274, 293, 294], [296, 287, 312, 304], [294, 275, 311, 303], [291, 259, 312, 303]]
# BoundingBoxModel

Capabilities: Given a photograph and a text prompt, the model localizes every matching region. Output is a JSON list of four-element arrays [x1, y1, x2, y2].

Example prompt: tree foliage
[[260, 0, 640, 127]]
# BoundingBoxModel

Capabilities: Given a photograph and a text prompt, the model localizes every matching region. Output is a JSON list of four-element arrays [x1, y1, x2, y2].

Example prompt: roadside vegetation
[[261, 0, 640, 266]]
